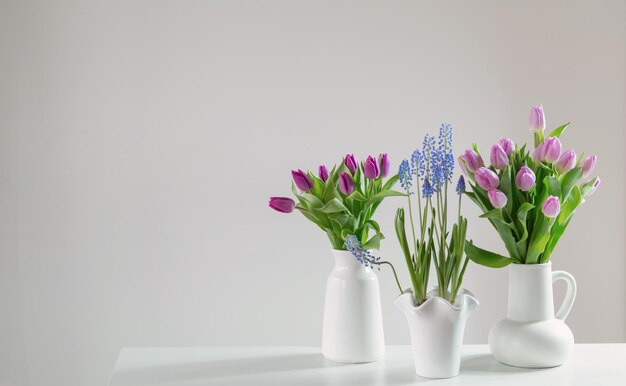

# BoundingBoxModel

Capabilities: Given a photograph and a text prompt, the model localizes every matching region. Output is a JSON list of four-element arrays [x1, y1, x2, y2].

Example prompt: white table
[[109, 344, 626, 386]]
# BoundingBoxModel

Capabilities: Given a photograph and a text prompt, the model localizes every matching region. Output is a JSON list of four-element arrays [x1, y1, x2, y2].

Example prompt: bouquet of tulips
[[268, 154, 404, 250], [460, 106, 600, 266]]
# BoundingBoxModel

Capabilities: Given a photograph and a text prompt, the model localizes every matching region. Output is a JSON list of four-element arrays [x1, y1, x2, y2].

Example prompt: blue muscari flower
[[345, 235, 381, 268], [398, 159, 413, 190], [411, 149, 426, 179], [456, 175, 466, 195], [422, 177, 434, 198]]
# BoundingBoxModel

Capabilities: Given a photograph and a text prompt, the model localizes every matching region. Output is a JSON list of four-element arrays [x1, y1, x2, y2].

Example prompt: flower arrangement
[[269, 154, 404, 250], [346, 124, 471, 305], [460, 106, 600, 266]]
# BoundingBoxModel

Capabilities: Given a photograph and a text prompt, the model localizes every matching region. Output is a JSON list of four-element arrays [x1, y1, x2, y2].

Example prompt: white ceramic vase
[[489, 262, 577, 368], [395, 288, 479, 378], [321, 249, 385, 363]]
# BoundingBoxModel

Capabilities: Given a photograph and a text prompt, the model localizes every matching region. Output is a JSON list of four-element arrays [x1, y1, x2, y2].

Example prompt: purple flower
[[318, 165, 329, 182], [532, 143, 546, 164], [461, 149, 484, 172], [456, 175, 466, 195], [339, 172, 355, 195], [542, 195, 561, 218], [378, 153, 390, 178], [488, 189, 508, 209], [268, 197, 295, 213], [581, 155, 597, 178], [542, 137, 562, 163], [344, 154, 357, 174], [292, 169, 313, 192], [515, 166, 536, 191], [490, 144, 509, 170], [458, 157, 468, 176], [499, 138, 515, 155], [475, 167, 500, 190], [555, 150, 577, 174], [364, 155, 380, 179], [529, 105, 545, 132]]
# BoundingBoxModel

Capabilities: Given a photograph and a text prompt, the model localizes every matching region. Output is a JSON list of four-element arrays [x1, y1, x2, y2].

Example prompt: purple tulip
[[268, 197, 295, 213], [475, 167, 500, 190], [292, 169, 313, 192], [581, 155, 597, 178], [542, 137, 562, 163], [515, 166, 536, 191], [488, 189, 508, 209], [529, 105, 545, 132], [339, 172, 355, 195], [318, 165, 329, 182], [344, 154, 357, 174], [364, 155, 380, 179], [542, 195, 561, 218], [555, 150, 577, 174], [461, 149, 485, 172], [499, 138, 515, 156], [490, 144, 509, 170], [378, 153, 390, 178], [532, 142, 546, 164]]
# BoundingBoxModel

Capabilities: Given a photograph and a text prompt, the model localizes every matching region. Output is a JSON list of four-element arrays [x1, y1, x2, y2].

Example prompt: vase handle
[[552, 270, 577, 321]]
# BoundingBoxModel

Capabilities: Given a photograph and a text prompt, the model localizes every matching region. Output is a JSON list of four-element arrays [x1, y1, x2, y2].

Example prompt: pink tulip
[[458, 157, 468, 176], [515, 166, 536, 191], [529, 105, 545, 132], [542, 195, 560, 218], [555, 150, 577, 174], [490, 144, 509, 170], [475, 167, 500, 190], [581, 155, 597, 178], [378, 153, 390, 178], [542, 137, 562, 163], [488, 189, 508, 209], [363, 155, 380, 179], [268, 197, 295, 213], [339, 172, 355, 195], [499, 138, 515, 155], [532, 143, 546, 164], [461, 149, 484, 172]]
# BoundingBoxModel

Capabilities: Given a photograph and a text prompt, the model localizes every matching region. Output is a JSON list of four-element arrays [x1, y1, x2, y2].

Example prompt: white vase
[[321, 249, 385, 363], [395, 288, 479, 378], [489, 262, 577, 368]]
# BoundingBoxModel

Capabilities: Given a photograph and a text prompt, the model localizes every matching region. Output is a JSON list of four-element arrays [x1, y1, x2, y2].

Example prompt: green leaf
[[301, 192, 324, 208], [364, 190, 406, 207], [464, 241, 514, 268], [546, 176, 562, 199], [560, 166, 582, 201], [526, 214, 554, 264], [363, 232, 385, 250], [547, 122, 570, 138], [580, 176, 599, 197], [382, 174, 399, 191], [542, 186, 583, 261], [363, 219, 381, 233], [480, 208, 506, 221], [514, 202, 535, 258], [318, 198, 349, 213], [346, 191, 367, 201]]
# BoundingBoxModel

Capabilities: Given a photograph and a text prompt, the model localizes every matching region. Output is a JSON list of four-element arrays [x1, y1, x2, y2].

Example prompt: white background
[[1, 1, 624, 386]]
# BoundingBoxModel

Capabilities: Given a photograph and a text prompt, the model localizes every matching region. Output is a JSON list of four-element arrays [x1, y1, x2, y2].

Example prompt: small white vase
[[395, 288, 479, 378], [489, 262, 577, 368], [321, 249, 385, 363]]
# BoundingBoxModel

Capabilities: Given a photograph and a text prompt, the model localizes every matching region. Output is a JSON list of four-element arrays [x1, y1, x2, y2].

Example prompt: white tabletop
[[109, 344, 626, 386]]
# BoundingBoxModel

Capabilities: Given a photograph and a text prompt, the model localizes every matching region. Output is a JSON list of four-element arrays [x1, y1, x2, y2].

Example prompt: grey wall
[[1, 1, 624, 386]]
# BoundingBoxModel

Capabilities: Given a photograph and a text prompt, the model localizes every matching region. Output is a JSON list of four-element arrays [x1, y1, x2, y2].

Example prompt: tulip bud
[[532, 143, 546, 164], [542, 195, 561, 218], [581, 177, 601, 197], [555, 150, 577, 174], [268, 197, 295, 213], [529, 105, 546, 132], [339, 172, 355, 195], [318, 165, 329, 182], [364, 155, 380, 179], [462, 149, 484, 172], [490, 144, 509, 170], [581, 155, 597, 178], [475, 167, 500, 190], [542, 137, 562, 163], [488, 189, 508, 209], [344, 154, 357, 174], [499, 138, 515, 155], [458, 157, 468, 176], [515, 166, 536, 191], [292, 169, 313, 192], [378, 153, 390, 178]]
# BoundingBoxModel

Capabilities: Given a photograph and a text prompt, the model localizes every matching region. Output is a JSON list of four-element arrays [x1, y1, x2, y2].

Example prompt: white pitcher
[[395, 288, 479, 378], [489, 262, 577, 368], [321, 249, 385, 363]]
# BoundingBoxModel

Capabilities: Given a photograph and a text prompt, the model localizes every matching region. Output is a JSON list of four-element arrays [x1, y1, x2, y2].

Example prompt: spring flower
[[458, 157, 468, 176], [318, 165, 329, 182], [268, 197, 295, 213], [499, 138, 515, 155], [490, 144, 509, 170], [555, 150, 577, 174], [532, 142, 546, 164], [344, 154, 357, 174], [422, 178, 434, 199], [542, 137, 562, 163], [339, 172, 355, 195], [345, 235, 380, 268], [438, 123, 455, 183], [456, 175, 466, 195], [542, 195, 561, 218], [488, 189, 508, 209], [292, 169, 313, 192], [412, 149, 425, 179], [378, 153, 390, 178], [364, 155, 380, 179], [581, 155, 597, 178], [587, 178, 601, 196], [515, 166, 536, 191], [461, 149, 484, 172], [398, 159, 413, 190], [529, 105, 546, 132], [475, 167, 500, 190]]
